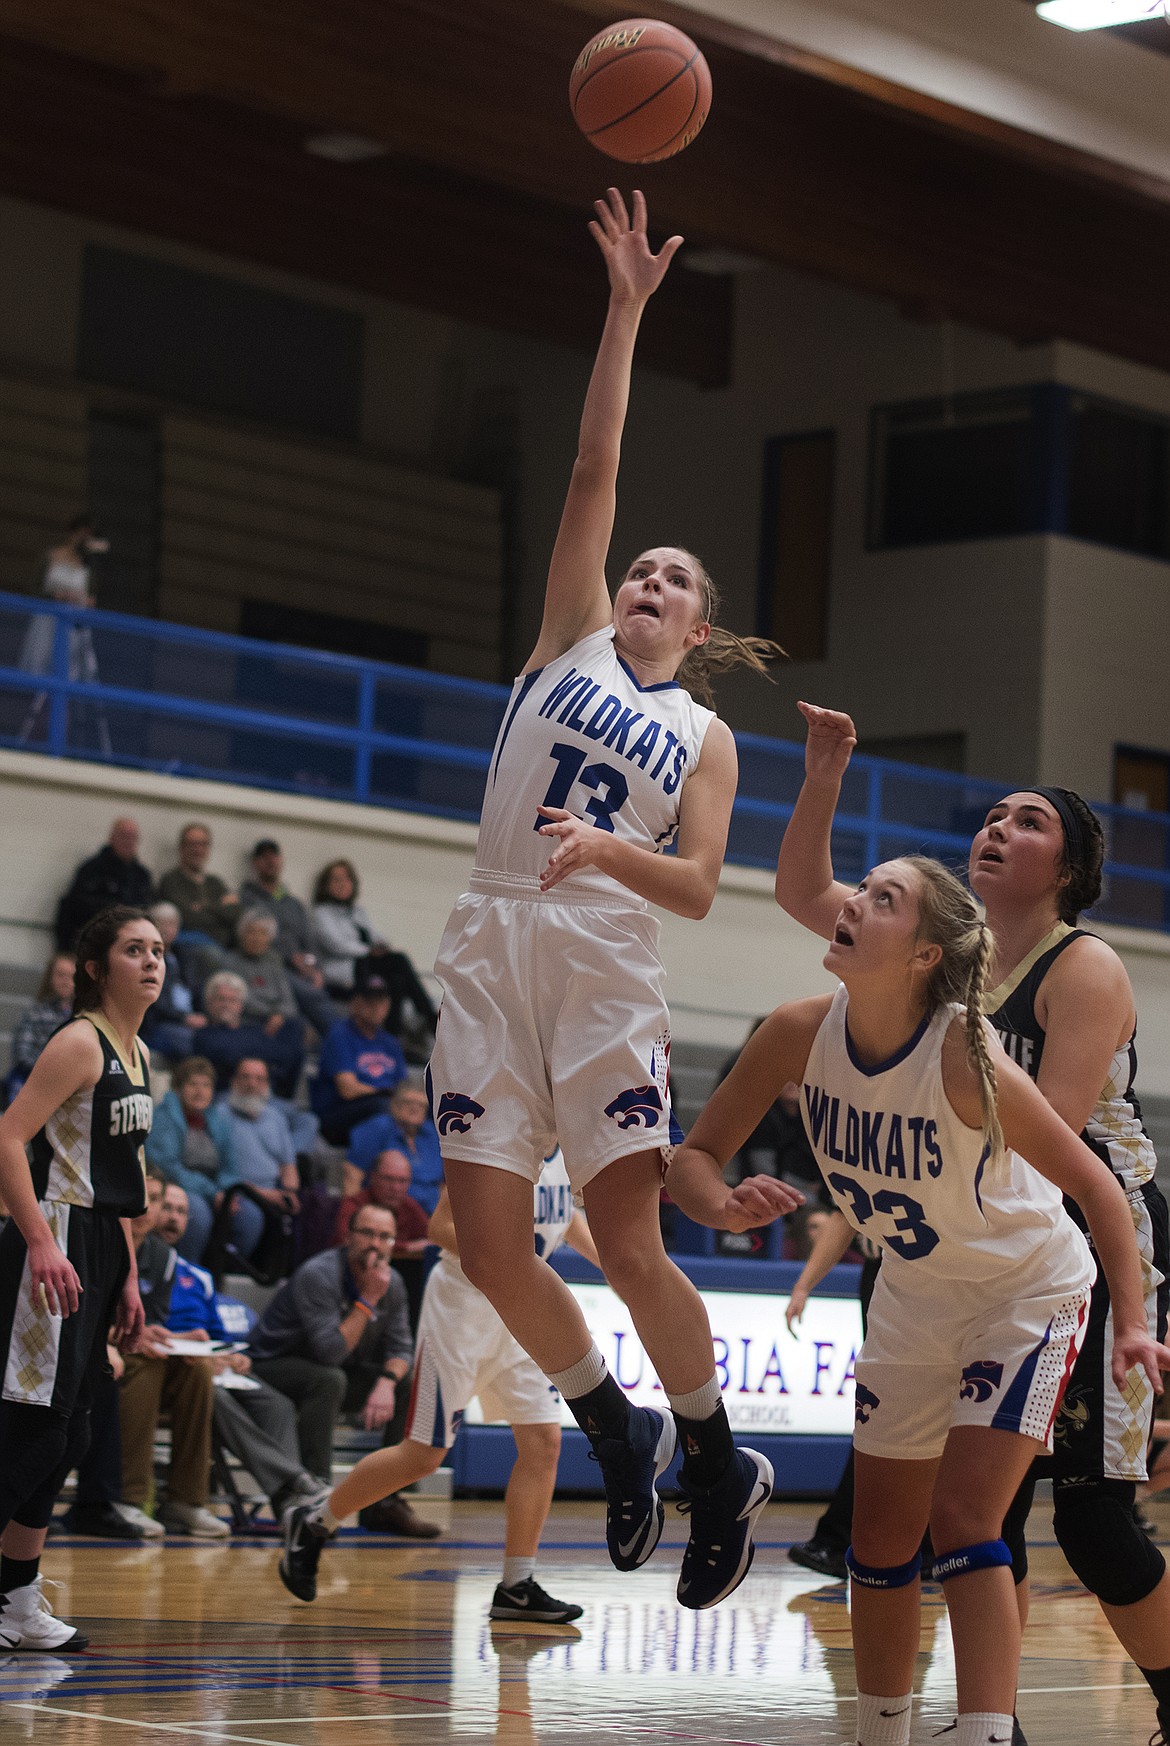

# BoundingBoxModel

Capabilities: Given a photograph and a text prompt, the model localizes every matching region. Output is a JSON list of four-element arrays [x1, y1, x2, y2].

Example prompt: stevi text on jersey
[[109, 1092, 153, 1137], [537, 667, 688, 795], [804, 1084, 944, 1181]]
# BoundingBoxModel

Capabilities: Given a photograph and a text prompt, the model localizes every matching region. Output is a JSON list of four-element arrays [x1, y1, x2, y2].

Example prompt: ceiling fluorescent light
[[304, 132, 389, 163], [1036, 1, 1163, 30]]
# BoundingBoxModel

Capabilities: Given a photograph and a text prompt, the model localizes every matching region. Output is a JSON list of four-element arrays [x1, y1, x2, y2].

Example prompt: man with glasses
[[246, 1203, 438, 1538], [158, 821, 241, 951]]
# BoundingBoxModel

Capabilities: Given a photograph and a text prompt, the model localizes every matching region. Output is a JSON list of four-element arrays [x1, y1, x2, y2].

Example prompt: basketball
[[569, 19, 711, 164]]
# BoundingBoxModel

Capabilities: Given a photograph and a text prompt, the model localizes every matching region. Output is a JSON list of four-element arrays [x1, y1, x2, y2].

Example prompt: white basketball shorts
[[852, 1255, 1093, 1462], [426, 870, 679, 1194], [404, 1258, 562, 1448]]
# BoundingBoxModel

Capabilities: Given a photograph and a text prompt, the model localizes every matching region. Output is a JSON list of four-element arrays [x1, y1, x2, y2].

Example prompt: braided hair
[[903, 856, 1004, 1155]]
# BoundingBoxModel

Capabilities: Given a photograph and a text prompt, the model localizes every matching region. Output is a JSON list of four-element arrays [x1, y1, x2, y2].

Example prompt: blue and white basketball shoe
[[676, 1447, 774, 1609], [594, 1405, 677, 1572]]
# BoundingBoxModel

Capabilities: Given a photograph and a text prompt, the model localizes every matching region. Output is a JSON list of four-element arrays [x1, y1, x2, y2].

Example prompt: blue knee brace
[[845, 1547, 922, 1589], [932, 1539, 1012, 1584]]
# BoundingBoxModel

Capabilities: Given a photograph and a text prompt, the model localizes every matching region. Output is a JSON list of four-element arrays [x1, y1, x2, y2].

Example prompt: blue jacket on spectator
[[348, 1112, 444, 1215], [166, 1255, 229, 1338], [146, 1089, 240, 1205], [216, 1095, 295, 1191], [310, 1017, 406, 1123]]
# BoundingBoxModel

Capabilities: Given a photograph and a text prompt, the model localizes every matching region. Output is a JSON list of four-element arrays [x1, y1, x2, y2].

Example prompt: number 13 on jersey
[[535, 741, 630, 833]]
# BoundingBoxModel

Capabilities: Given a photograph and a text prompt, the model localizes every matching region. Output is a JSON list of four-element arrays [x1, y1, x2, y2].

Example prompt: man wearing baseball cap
[[310, 961, 408, 1146]]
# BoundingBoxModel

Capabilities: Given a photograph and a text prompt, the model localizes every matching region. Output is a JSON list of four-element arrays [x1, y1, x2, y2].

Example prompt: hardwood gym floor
[[1, 1493, 1163, 1744]]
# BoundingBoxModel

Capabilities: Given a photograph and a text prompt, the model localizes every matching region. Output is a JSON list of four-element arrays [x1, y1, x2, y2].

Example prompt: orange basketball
[[569, 18, 711, 164]]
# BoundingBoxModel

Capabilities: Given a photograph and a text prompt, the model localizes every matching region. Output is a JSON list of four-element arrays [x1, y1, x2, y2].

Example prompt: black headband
[[1019, 786, 1088, 869]]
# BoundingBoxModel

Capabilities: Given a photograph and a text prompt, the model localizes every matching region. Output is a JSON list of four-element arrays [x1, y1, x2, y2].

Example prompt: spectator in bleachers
[[199, 970, 304, 1099], [139, 901, 207, 1064], [146, 1056, 239, 1264], [7, 953, 74, 1102], [155, 1183, 326, 1524], [335, 1148, 431, 1332], [221, 909, 307, 1054], [240, 840, 338, 1038], [246, 1204, 435, 1539], [158, 822, 241, 950], [311, 858, 437, 1055], [334, 1150, 429, 1256], [215, 1058, 301, 1263], [54, 817, 154, 949], [119, 1168, 229, 1537], [343, 1074, 443, 1215], [310, 964, 406, 1146]]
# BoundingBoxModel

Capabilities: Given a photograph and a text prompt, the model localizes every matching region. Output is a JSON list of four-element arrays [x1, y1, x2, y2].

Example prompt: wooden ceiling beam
[[0, 35, 732, 387], [1, 4, 1170, 374]]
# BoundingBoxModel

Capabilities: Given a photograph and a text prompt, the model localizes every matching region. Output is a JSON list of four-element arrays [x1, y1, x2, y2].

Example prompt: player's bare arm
[[525, 189, 682, 674], [669, 998, 829, 1228], [774, 701, 860, 937], [953, 1040, 1170, 1391], [1033, 935, 1138, 1135], [785, 1210, 857, 1332], [0, 1021, 104, 1315], [538, 717, 736, 918]]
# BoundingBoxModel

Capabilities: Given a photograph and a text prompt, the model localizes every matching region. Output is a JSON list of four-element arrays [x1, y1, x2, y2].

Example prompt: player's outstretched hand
[[27, 1234, 81, 1318], [1111, 1326, 1170, 1394], [589, 187, 682, 306], [797, 702, 857, 786], [721, 1176, 804, 1234]]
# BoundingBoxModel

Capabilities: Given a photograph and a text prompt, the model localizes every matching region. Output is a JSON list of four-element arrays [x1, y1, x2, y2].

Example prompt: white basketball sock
[[667, 1375, 722, 1422], [548, 1343, 608, 1401], [855, 1691, 913, 1745], [501, 1557, 535, 1589], [953, 1714, 1015, 1745]]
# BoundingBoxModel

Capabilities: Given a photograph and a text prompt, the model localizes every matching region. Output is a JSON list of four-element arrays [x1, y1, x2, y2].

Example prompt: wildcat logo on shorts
[[958, 1360, 1004, 1404], [854, 1382, 880, 1425], [435, 1092, 486, 1136], [604, 1084, 664, 1130]]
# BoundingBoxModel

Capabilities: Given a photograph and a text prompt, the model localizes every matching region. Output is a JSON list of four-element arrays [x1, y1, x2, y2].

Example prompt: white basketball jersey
[[475, 625, 716, 897], [801, 986, 1092, 1289]]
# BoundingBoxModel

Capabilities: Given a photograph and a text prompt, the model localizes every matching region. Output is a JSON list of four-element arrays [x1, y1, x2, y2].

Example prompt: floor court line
[[9, 1707, 308, 1746]]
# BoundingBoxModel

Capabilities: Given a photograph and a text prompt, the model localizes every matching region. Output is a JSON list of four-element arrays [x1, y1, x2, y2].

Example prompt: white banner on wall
[[464, 1280, 863, 1436]]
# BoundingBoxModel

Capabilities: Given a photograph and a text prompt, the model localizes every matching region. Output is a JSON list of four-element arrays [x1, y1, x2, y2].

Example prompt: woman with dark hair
[[0, 905, 160, 1649], [311, 858, 436, 1050], [6, 953, 74, 1101], [776, 703, 1170, 1746]]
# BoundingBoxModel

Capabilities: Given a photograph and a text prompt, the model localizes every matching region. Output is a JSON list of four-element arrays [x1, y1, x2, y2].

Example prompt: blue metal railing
[[0, 591, 1166, 931]]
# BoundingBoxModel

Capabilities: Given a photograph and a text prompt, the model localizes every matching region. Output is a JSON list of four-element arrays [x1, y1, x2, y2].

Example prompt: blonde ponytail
[[962, 921, 1003, 1156], [903, 857, 1003, 1155]]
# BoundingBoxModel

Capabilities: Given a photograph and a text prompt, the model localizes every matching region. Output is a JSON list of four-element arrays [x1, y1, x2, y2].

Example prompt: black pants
[[0, 1209, 128, 1533]]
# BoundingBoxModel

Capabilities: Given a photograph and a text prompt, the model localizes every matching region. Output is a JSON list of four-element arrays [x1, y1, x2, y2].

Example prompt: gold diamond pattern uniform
[[44, 1089, 95, 1207], [2, 1200, 68, 1406]]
